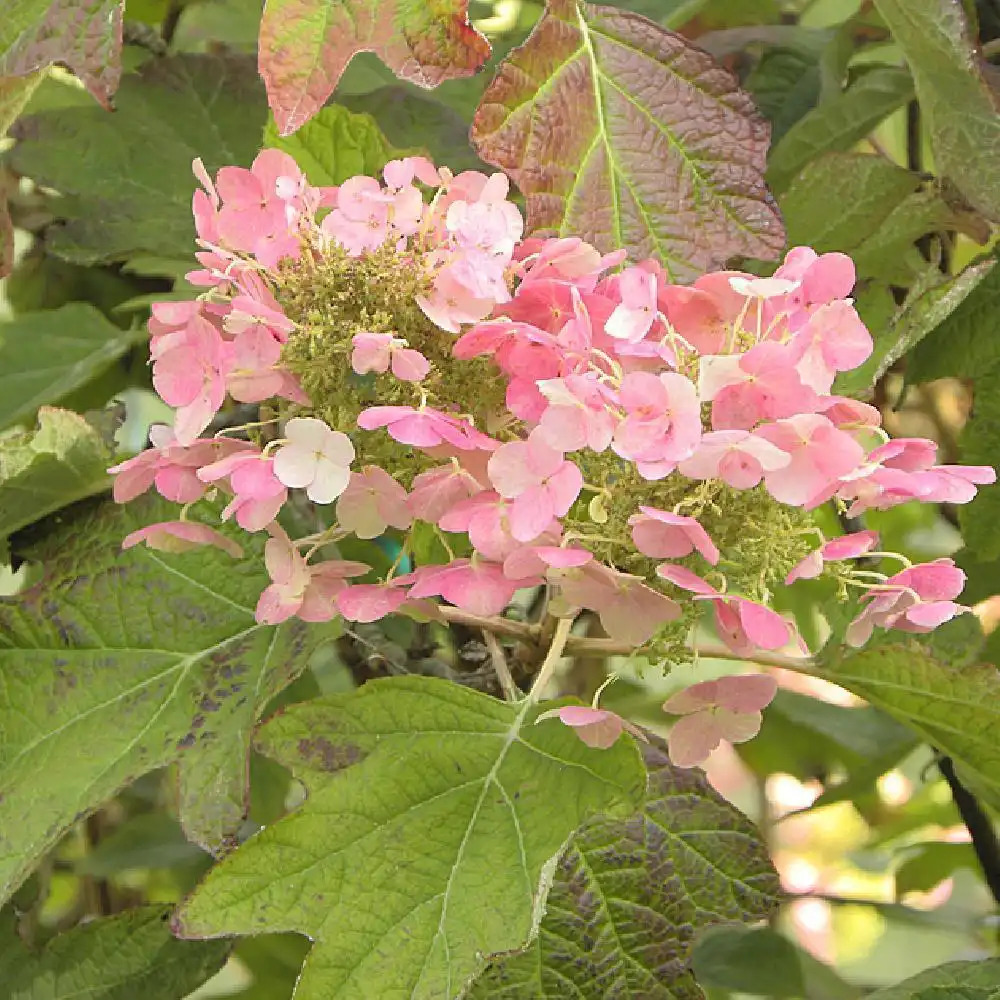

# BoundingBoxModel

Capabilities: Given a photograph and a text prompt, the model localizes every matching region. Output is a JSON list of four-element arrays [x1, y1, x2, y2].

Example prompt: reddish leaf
[[0, 0, 124, 108], [471, 0, 785, 280], [259, 0, 491, 136]]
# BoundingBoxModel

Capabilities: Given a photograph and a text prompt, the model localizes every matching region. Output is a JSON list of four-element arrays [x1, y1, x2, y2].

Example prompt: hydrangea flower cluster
[[111, 149, 994, 765]]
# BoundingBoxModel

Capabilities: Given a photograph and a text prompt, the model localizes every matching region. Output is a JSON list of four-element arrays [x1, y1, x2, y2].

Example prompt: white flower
[[273, 417, 354, 503], [728, 275, 800, 299]]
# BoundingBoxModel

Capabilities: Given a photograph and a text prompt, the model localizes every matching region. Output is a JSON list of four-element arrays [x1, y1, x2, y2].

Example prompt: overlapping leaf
[[6, 54, 266, 264], [258, 0, 491, 135], [263, 103, 412, 187], [866, 958, 1000, 1000], [0, 0, 123, 107], [876, 0, 1000, 221], [470, 738, 779, 998], [471, 0, 784, 280], [0, 495, 337, 903], [173, 678, 647, 1000], [0, 406, 112, 539], [0, 303, 144, 429], [0, 906, 229, 1000]]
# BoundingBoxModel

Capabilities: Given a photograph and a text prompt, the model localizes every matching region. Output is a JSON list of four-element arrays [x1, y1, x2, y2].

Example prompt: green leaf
[[75, 813, 209, 877], [895, 841, 979, 895], [866, 959, 1000, 999], [814, 638, 1000, 804], [838, 259, 996, 396], [6, 53, 267, 264], [0, 304, 144, 430], [471, 0, 785, 281], [766, 66, 914, 192], [781, 153, 920, 256], [0, 407, 112, 539], [258, 0, 490, 135], [470, 737, 779, 998], [0, 69, 45, 138], [173, 677, 647, 1000], [875, 0, 1000, 221], [691, 926, 860, 1000], [263, 104, 411, 188], [0, 906, 229, 1000], [0, 0, 123, 107], [958, 365, 1000, 561], [0, 495, 338, 903]]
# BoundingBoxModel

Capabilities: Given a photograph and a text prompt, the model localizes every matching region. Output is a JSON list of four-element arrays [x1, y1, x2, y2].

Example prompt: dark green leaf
[[766, 66, 914, 192], [173, 678, 647, 1000], [875, 0, 1000, 220], [6, 53, 267, 264], [471, 0, 785, 281], [75, 813, 209, 877], [866, 958, 1000, 999], [895, 841, 979, 895], [471, 737, 779, 998], [0, 495, 338, 903], [0, 906, 229, 1000], [0, 304, 144, 429]]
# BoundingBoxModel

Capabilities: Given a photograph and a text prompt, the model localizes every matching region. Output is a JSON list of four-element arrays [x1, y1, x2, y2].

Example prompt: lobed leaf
[[470, 737, 779, 998], [263, 103, 413, 188], [875, 0, 1000, 221], [0, 303, 145, 430], [6, 53, 266, 264], [0, 495, 338, 903], [0, 0, 123, 107], [0, 406, 113, 539], [0, 906, 229, 1000], [471, 0, 784, 281], [258, 0, 491, 136], [173, 677, 647, 1000]]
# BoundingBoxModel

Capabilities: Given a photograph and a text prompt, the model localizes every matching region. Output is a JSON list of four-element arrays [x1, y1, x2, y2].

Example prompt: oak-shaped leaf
[[471, 0, 784, 281], [470, 737, 779, 998], [0, 495, 338, 904], [0, 406, 113, 539], [0, 906, 229, 1000], [5, 54, 266, 264], [173, 678, 647, 1000], [258, 0, 491, 136], [876, 0, 1000, 222], [0, 0, 123, 108]]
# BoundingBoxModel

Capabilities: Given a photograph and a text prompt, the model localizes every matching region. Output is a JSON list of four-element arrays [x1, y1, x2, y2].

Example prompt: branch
[[482, 630, 520, 701], [435, 606, 538, 642], [937, 754, 1000, 909]]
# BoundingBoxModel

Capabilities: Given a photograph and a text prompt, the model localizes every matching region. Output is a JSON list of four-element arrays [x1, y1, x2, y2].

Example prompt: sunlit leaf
[[258, 0, 490, 136], [471, 0, 784, 280], [0, 495, 338, 903], [173, 678, 647, 1000], [470, 737, 779, 998]]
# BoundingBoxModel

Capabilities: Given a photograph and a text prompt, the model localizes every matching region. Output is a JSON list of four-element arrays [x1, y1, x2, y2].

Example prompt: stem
[[436, 606, 538, 642], [937, 754, 1000, 910], [483, 630, 519, 701], [528, 616, 574, 702]]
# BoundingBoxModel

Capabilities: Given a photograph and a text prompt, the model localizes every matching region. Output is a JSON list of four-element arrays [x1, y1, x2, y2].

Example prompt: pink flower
[[408, 559, 537, 616], [358, 405, 496, 452], [785, 530, 879, 584], [406, 462, 484, 523], [629, 507, 720, 565], [335, 582, 410, 623], [322, 175, 392, 255], [605, 266, 658, 342], [846, 558, 968, 647], [417, 269, 498, 333], [612, 371, 701, 476], [503, 544, 592, 581], [122, 521, 242, 559], [534, 705, 642, 750], [678, 429, 790, 489], [487, 433, 583, 542], [351, 332, 430, 382], [551, 562, 681, 647], [536, 374, 616, 453], [256, 535, 369, 624], [755, 414, 865, 507], [794, 301, 872, 393], [663, 674, 778, 767], [336, 467, 412, 539], [197, 450, 288, 532], [273, 417, 355, 503]]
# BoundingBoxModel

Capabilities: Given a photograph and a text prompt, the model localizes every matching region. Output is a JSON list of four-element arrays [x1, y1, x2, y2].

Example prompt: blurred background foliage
[[3, 0, 1000, 997]]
